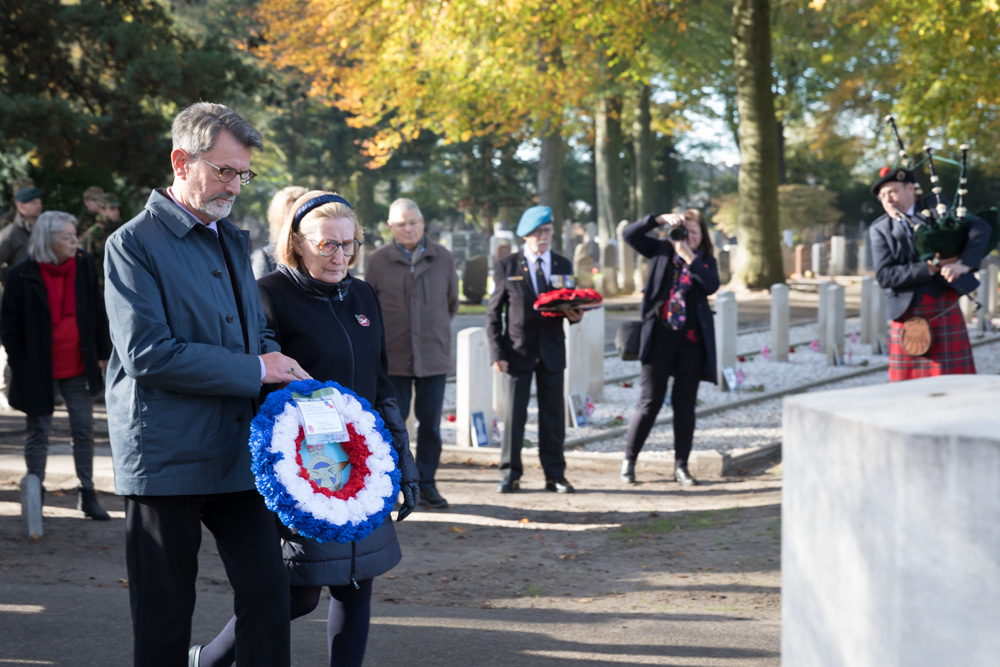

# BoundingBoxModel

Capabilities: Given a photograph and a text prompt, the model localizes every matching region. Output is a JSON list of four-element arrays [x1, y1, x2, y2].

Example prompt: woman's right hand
[[655, 213, 684, 228]]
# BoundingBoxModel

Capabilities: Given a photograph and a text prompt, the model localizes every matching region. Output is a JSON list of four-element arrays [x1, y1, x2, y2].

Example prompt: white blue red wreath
[[249, 379, 400, 544]]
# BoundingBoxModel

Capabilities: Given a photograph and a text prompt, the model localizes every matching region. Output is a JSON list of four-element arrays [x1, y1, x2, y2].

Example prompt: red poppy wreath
[[533, 288, 604, 317]]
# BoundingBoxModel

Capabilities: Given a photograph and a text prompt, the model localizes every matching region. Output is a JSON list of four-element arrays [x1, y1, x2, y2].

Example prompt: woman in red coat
[[0, 211, 111, 519]]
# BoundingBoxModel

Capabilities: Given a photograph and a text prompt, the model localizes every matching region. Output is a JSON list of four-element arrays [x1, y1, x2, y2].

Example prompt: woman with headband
[[192, 191, 420, 667]]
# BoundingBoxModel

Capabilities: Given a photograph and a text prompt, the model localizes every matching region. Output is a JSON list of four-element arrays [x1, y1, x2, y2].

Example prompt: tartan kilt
[[889, 290, 976, 382]]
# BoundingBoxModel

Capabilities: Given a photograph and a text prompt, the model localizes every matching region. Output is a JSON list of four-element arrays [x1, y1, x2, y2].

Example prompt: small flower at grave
[[447, 414, 456, 422], [761, 345, 771, 361], [605, 415, 625, 427], [789, 346, 796, 353], [809, 339, 820, 353], [748, 384, 766, 393], [621, 381, 633, 388], [738, 355, 746, 363]]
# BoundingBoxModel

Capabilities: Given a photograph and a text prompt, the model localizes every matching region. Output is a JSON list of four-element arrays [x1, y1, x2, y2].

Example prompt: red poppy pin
[[355, 314, 370, 327]]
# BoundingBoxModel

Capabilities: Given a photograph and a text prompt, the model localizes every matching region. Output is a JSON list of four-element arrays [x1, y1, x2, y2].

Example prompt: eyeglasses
[[193, 156, 257, 186], [298, 234, 361, 257], [388, 219, 422, 228]]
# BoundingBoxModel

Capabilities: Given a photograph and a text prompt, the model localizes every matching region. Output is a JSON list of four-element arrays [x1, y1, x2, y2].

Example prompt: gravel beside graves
[[439, 319, 1000, 456]]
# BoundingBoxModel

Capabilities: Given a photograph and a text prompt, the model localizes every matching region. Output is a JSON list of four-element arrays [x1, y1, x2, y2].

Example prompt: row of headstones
[[794, 237, 871, 277], [713, 278, 890, 390], [453, 307, 607, 447]]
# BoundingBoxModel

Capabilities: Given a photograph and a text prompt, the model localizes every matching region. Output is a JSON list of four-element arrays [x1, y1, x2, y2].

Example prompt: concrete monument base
[[782, 375, 1000, 666]]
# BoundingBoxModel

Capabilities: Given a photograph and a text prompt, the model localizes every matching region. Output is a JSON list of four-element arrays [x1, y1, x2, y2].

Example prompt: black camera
[[667, 225, 688, 241]]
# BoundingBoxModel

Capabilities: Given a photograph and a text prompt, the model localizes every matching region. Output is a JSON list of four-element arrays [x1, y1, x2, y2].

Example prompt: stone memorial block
[[870, 286, 888, 354], [845, 240, 859, 275], [812, 243, 828, 276], [563, 307, 605, 426], [439, 230, 454, 254], [573, 243, 595, 288], [563, 225, 574, 260], [782, 228, 795, 247], [860, 277, 874, 345], [600, 243, 619, 297], [717, 248, 732, 285], [817, 281, 833, 352], [462, 254, 489, 304], [976, 277, 991, 332], [770, 283, 790, 362], [783, 376, 1000, 667], [858, 239, 872, 275], [960, 295, 975, 323], [616, 220, 636, 294], [713, 291, 737, 389], [825, 283, 845, 365], [829, 236, 846, 276], [795, 244, 811, 277], [781, 245, 795, 279], [634, 256, 650, 291], [988, 263, 999, 317], [456, 328, 493, 447]]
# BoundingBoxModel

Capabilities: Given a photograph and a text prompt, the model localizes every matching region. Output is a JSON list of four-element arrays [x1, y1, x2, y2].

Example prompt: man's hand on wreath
[[564, 308, 583, 323], [397, 482, 419, 522]]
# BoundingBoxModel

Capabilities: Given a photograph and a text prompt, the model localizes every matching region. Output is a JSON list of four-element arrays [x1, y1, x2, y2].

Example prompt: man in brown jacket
[[366, 198, 459, 509]]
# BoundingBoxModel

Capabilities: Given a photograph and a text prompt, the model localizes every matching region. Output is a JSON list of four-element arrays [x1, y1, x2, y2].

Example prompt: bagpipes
[[881, 115, 1000, 263]]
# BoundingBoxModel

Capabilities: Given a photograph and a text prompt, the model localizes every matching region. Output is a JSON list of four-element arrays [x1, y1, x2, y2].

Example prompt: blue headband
[[291, 194, 353, 233]]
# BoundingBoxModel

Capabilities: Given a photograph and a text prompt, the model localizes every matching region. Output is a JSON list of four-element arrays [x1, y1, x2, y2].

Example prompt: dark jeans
[[200, 580, 374, 667], [25, 374, 94, 489], [624, 330, 706, 466], [389, 374, 446, 489], [124, 491, 290, 667], [499, 362, 566, 481]]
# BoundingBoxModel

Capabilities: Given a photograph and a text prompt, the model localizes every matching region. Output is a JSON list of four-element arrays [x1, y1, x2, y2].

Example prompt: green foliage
[[0, 0, 265, 213], [713, 183, 842, 235]]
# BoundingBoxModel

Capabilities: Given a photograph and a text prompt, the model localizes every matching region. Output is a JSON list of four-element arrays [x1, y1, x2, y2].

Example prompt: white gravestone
[[714, 291, 737, 390], [456, 327, 493, 447], [817, 281, 832, 352], [563, 308, 604, 425], [812, 243, 827, 276], [615, 220, 635, 294], [825, 283, 845, 365], [860, 277, 874, 345], [829, 236, 846, 276], [770, 283, 790, 362]]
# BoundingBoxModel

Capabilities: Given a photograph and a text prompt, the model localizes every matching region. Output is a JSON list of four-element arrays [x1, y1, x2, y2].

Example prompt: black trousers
[[389, 374, 447, 488], [124, 490, 290, 667], [500, 361, 566, 480], [624, 330, 706, 465]]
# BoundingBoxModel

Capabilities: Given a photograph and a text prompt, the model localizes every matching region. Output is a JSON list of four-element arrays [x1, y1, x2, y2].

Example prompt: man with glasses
[[487, 205, 582, 494], [103, 102, 306, 667], [366, 198, 458, 509]]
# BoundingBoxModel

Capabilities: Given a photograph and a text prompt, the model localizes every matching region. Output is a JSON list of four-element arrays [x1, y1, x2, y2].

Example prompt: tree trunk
[[731, 0, 784, 289], [538, 118, 565, 250], [351, 170, 377, 231], [632, 85, 654, 219], [594, 96, 623, 246]]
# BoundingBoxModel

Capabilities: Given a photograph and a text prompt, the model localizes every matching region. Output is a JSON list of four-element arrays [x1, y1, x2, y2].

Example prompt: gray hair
[[389, 198, 422, 219], [28, 211, 77, 264], [171, 102, 263, 156]]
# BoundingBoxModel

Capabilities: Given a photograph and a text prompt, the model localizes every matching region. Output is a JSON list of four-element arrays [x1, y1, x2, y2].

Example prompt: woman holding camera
[[620, 210, 719, 486]]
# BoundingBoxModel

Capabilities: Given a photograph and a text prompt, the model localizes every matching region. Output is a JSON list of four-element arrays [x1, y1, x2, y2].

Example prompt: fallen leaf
[[519, 518, 530, 524], [449, 526, 466, 533]]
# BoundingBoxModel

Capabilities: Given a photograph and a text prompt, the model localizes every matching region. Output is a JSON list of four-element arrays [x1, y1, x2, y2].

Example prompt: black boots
[[620, 459, 636, 484], [78, 487, 110, 521], [674, 463, 698, 487]]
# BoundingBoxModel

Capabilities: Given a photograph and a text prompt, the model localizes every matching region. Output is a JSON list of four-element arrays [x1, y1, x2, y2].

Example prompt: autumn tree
[[731, 0, 784, 288]]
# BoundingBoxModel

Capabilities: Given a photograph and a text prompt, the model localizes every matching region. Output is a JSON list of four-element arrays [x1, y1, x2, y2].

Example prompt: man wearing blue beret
[[486, 205, 582, 494]]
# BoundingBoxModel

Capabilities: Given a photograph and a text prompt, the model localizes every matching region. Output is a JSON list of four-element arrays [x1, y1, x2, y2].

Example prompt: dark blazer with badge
[[869, 206, 990, 321], [486, 250, 574, 373], [257, 264, 419, 587]]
